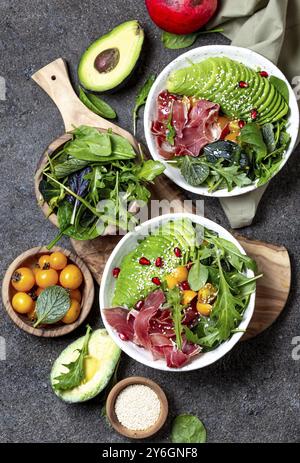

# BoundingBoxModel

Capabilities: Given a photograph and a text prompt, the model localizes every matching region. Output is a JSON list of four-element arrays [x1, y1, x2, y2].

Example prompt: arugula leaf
[[53, 326, 92, 391], [133, 75, 156, 135], [171, 415, 207, 444], [166, 118, 176, 146], [34, 286, 70, 327], [166, 286, 183, 350], [205, 160, 252, 192], [79, 87, 116, 119], [239, 123, 267, 163], [269, 76, 289, 104], [188, 260, 208, 291], [162, 28, 224, 50], [135, 160, 165, 182]]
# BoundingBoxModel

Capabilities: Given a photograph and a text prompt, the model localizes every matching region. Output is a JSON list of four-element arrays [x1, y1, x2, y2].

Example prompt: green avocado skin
[[167, 57, 289, 124], [51, 329, 121, 403], [112, 219, 197, 308]]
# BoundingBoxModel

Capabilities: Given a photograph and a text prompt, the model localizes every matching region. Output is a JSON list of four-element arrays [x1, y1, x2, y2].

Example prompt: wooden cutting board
[[71, 175, 291, 341]]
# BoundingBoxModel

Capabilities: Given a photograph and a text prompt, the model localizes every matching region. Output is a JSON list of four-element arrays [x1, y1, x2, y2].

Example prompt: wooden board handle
[[31, 58, 138, 147]]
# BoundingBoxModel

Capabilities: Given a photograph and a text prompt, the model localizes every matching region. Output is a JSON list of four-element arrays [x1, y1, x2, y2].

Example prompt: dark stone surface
[[0, 0, 299, 444]]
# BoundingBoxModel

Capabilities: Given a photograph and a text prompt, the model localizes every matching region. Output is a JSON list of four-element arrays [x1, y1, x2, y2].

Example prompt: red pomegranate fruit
[[145, 0, 218, 35]]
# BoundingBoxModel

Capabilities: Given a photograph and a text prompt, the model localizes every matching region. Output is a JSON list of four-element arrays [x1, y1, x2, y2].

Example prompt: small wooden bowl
[[106, 376, 168, 439], [2, 246, 94, 337]]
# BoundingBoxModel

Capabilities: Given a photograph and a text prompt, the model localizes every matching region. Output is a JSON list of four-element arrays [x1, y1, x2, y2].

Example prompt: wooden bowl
[[2, 246, 94, 337], [106, 376, 168, 439]]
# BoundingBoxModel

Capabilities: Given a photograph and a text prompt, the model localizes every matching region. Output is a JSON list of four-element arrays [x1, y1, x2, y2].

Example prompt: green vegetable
[[166, 286, 184, 350], [171, 414, 207, 444], [269, 76, 289, 104], [188, 260, 208, 291], [180, 156, 210, 187], [133, 75, 156, 135], [53, 326, 92, 391], [79, 87, 116, 119], [34, 286, 70, 327], [162, 28, 224, 50], [239, 123, 267, 163], [135, 160, 165, 182]]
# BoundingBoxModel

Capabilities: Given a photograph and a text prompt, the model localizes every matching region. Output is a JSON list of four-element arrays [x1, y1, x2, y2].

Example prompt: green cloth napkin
[[207, 0, 300, 228]]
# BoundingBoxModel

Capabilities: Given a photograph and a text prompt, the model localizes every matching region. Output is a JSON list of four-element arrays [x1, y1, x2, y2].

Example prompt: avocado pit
[[94, 48, 120, 74]]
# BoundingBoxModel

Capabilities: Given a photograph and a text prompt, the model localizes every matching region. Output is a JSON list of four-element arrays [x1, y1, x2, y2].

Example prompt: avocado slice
[[112, 219, 197, 308], [51, 329, 121, 403], [78, 20, 144, 92]]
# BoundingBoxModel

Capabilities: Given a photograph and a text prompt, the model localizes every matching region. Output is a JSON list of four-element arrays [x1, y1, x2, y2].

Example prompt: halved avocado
[[78, 20, 144, 92], [51, 329, 121, 403]]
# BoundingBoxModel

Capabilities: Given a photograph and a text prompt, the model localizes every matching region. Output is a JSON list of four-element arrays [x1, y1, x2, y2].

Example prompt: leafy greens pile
[[166, 229, 260, 351], [175, 120, 291, 192], [40, 125, 165, 243]]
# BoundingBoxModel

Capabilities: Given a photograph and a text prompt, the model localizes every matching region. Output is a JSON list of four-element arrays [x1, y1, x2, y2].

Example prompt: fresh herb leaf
[[166, 286, 183, 350], [166, 116, 176, 146], [239, 123, 267, 163], [133, 75, 156, 135], [262, 123, 276, 153], [205, 160, 252, 192], [79, 87, 116, 119], [269, 76, 289, 104], [34, 286, 70, 327], [135, 160, 165, 182], [54, 157, 90, 178], [53, 326, 92, 391], [180, 156, 210, 186], [188, 260, 208, 291], [204, 140, 241, 164], [162, 28, 224, 50], [171, 414, 207, 444]]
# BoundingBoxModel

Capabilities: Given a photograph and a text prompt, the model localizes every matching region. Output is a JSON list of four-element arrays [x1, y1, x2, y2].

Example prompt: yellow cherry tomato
[[196, 302, 212, 317], [171, 266, 188, 283], [27, 305, 36, 321], [38, 255, 51, 270], [11, 267, 35, 292], [62, 299, 81, 324], [50, 252, 68, 271], [225, 131, 240, 143], [198, 283, 218, 304], [33, 265, 41, 276], [182, 290, 197, 306], [70, 289, 81, 302], [12, 292, 34, 314], [59, 264, 83, 290], [165, 274, 178, 290], [36, 268, 59, 288]]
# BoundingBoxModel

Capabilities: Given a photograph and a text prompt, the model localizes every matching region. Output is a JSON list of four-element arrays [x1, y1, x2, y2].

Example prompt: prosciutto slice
[[151, 91, 221, 159], [104, 289, 202, 368]]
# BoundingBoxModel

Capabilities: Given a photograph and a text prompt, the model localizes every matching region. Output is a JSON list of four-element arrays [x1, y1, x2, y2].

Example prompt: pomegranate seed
[[238, 120, 246, 129], [155, 257, 163, 267], [139, 257, 151, 266], [112, 267, 120, 278], [259, 71, 269, 78], [135, 300, 144, 311], [181, 281, 190, 291], [119, 333, 129, 341], [251, 109, 258, 120], [152, 277, 161, 286], [239, 81, 249, 88], [174, 247, 182, 258]]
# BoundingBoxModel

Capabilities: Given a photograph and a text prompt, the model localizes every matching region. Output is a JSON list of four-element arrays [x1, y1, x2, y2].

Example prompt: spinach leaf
[[162, 28, 224, 50], [171, 415, 207, 444], [39, 179, 61, 203], [239, 123, 267, 163], [109, 132, 136, 159], [79, 87, 116, 119], [188, 260, 208, 291], [54, 157, 90, 178], [53, 326, 92, 391], [67, 167, 91, 225], [133, 75, 156, 135], [204, 140, 241, 164], [135, 160, 165, 182], [270, 76, 289, 104], [57, 201, 100, 241], [66, 128, 112, 161], [166, 286, 183, 350], [180, 156, 210, 186], [34, 286, 70, 327], [262, 123, 276, 153]]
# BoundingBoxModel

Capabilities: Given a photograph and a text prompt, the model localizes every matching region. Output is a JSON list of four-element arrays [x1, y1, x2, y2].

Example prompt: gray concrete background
[[0, 0, 299, 444]]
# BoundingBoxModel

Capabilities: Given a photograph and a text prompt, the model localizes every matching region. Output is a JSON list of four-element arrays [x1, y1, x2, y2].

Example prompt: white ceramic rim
[[100, 213, 256, 372], [144, 45, 300, 198]]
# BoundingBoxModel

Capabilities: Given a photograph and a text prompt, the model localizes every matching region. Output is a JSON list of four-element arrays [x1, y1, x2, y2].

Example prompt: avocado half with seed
[[51, 329, 121, 403], [78, 20, 144, 93]]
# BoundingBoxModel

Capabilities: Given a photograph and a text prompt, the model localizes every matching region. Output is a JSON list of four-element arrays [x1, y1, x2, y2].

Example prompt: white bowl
[[100, 213, 256, 372], [144, 45, 299, 198]]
